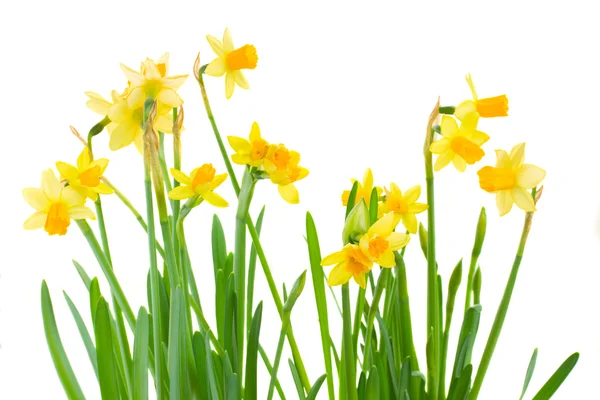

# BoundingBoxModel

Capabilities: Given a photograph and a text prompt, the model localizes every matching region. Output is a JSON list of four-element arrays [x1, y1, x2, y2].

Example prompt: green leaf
[[288, 359, 307, 399], [212, 214, 227, 280], [204, 335, 220, 400], [398, 357, 411, 397], [192, 332, 209, 400], [215, 269, 226, 345], [283, 271, 307, 314], [226, 374, 240, 400], [366, 366, 380, 400], [247, 206, 266, 335], [244, 302, 263, 400], [306, 374, 327, 400], [63, 291, 98, 380], [95, 297, 120, 400], [376, 314, 399, 398], [41, 281, 86, 400], [224, 272, 237, 373], [531, 352, 579, 400], [358, 372, 367, 400], [345, 181, 359, 218], [132, 308, 149, 400], [168, 287, 188, 400], [369, 187, 379, 226], [451, 305, 482, 379], [519, 348, 538, 400], [258, 344, 287, 400], [448, 364, 472, 400], [73, 260, 92, 290], [89, 277, 101, 326]]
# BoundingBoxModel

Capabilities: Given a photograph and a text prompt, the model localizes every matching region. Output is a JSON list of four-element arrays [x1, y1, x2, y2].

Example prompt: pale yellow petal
[[206, 34, 225, 57], [278, 183, 299, 204], [23, 211, 47, 230], [232, 154, 251, 165], [202, 191, 229, 208], [77, 147, 91, 171], [205, 58, 226, 77], [168, 185, 195, 200], [460, 111, 480, 133], [377, 250, 396, 268], [120, 64, 145, 86], [62, 186, 85, 207], [511, 188, 536, 212], [158, 89, 183, 108], [496, 190, 513, 216], [225, 72, 235, 99], [369, 212, 395, 236], [157, 52, 170, 75], [440, 115, 458, 138], [142, 59, 162, 80], [23, 188, 49, 211], [222, 27, 234, 52], [327, 263, 352, 286], [249, 122, 261, 142], [41, 169, 61, 202], [429, 138, 451, 154], [127, 87, 145, 109], [402, 213, 418, 234], [209, 173, 228, 190], [455, 100, 477, 121], [452, 154, 467, 172], [510, 143, 526, 168], [470, 130, 490, 146], [353, 272, 367, 289], [93, 183, 113, 195], [515, 164, 546, 189], [85, 92, 112, 115], [233, 70, 249, 89], [153, 114, 173, 134], [170, 168, 192, 185], [434, 151, 454, 171], [107, 102, 128, 123], [89, 158, 109, 173], [388, 232, 410, 250], [133, 133, 144, 155], [109, 122, 137, 150], [363, 168, 374, 195], [55, 162, 79, 181], [321, 250, 346, 266], [69, 206, 96, 220], [228, 136, 251, 153], [495, 150, 511, 169], [161, 74, 188, 90], [407, 203, 428, 213], [403, 185, 421, 204]]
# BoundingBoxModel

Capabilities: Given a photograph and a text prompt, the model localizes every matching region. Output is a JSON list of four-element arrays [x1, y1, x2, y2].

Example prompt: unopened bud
[[472, 207, 487, 258], [342, 199, 369, 245], [473, 266, 482, 305], [418, 222, 428, 259], [283, 270, 307, 314]]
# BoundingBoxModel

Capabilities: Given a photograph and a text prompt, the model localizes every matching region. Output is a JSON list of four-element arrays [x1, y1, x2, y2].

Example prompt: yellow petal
[[23, 188, 49, 211], [228, 136, 251, 153], [157, 52, 170, 75], [209, 173, 228, 190], [353, 272, 367, 289], [69, 206, 96, 220], [496, 190, 513, 216], [402, 213, 418, 234], [222, 27, 234, 52], [89, 158, 109, 173], [168, 185, 195, 200], [55, 162, 77, 182], [429, 138, 451, 154], [452, 154, 467, 172], [107, 102, 128, 123], [495, 150, 511, 169], [249, 122, 261, 142], [158, 89, 183, 108], [278, 183, 299, 204], [369, 212, 395, 235], [233, 70, 249, 89], [440, 115, 458, 138], [161, 74, 188, 90], [154, 114, 173, 133], [511, 188, 536, 212], [202, 191, 229, 208], [363, 168, 374, 195], [515, 164, 546, 189], [510, 143, 526, 168], [321, 250, 346, 266], [434, 151, 454, 171], [93, 183, 113, 195], [41, 169, 61, 202], [142, 59, 162, 80], [377, 250, 396, 268], [77, 147, 92, 171], [327, 263, 352, 286], [85, 92, 112, 115], [170, 168, 192, 185], [62, 186, 85, 207], [403, 185, 421, 204], [470, 130, 490, 146], [205, 58, 226, 77], [23, 211, 47, 230], [127, 87, 145, 109], [109, 122, 137, 151], [232, 154, 252, 165], [225, 72, 235, 99], [206, 34, 225, 57], [460, 112, 480, 133], [408, 203, 428, 214], [133, 133, 144, 155], [455, 100, 477, 121], [120, 64, 145, 87], [388, 232, 410, 250]]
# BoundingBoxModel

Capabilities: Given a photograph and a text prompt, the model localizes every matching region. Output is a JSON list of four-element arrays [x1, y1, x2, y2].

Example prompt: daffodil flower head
[[379, 183, 428, 234], [56, 147, 113, 201], [120, 53, 188, 110], [341, 168, 382, 207], [477, 143, 546, 216], [263, 143, 309, 204], [168, 164, 229, 208], [23, 169, 95, 236], [455, 74, 509, 120], [359, 212, 410, 267], [205, 28, 258, 99], [321, 244, 374, 289], [228, 122, 270, 168], [429, 112, 490, 172]]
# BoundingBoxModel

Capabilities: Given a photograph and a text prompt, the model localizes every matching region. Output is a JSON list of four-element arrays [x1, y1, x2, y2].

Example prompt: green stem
[[469, 191, 538, 400], [394, 252, 419, 371], [342, 283, 358, 400], [267, 319, 289, 400], [464, 256, 479, 313], [172, 108, 182, 280], [351, 287, 366, 358], [259, 345, 287, 400], [362, 268, 389, 373]]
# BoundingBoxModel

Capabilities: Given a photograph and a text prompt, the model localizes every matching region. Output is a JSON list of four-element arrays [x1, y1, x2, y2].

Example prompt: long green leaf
[[133, 308, 149, 400], [258, 344, 287, 400], [306, 374, 327, 400], [531, 352, 579, 400], [95, 297, 120, 400], [365, 366, 380, 400], [204, 335, 220, 400], [192, 332, 209, 400], [247, 206, 265, 334], [289, 359, 307, 400], [451, 305, 482, 379], [519, 348, 538, 400], [244, 302, 263, 400], [212, 214, 228, 281], [345, 181, 359, 218], [226, 374, 240, 400], [168, 287, 188, 400], [41, 281, 86, 400], [73, 260, 92, 290], [63, 291, 98, 380]]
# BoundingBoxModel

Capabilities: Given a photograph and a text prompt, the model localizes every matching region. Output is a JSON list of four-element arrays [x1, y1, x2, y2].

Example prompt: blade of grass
[[519, 348, 538, 400], [63, 291, 98, 380], [133, 307, 149, 400], [531, 353, 579, 400], [245, 302, 263, 400], [95, 297, 120, 400], [247, 206, 265, 335]]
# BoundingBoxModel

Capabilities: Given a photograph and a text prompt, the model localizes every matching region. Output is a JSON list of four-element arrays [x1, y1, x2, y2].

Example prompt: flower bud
[[342, 199, 370, 245], [418, 222, 428, 259], [283, 270, 307, 314], [472, 207, 487, 258], [473, 266, 482, 305]]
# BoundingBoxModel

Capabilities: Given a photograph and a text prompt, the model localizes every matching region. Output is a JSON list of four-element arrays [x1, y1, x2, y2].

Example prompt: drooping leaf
[[531, 352, 579, 400]]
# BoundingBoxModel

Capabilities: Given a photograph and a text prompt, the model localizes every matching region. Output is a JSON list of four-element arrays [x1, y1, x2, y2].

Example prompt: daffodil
[[23, 169, 95, 236], [321, 244, 374, 289], [121, 53, 188, 110], [228, 122, 269, 167], [56, 147, 113, 201], [379, 183, 427, 234], [341, 168, 382, 207], [477, 143, 546, 216], [168, 164, 228, 207], [263, 144, 309, 204], [429, 112, 490, 172], [455, 74, 508, 120], [359, 212, 410, 267], [205, 28, 258, 99]]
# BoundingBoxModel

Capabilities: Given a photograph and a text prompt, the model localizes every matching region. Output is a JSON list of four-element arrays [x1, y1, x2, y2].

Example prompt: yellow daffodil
[[23, 169, 95, 236], [228, 122, 269, 167], [120, 53, 188, 110], [455, 74, 508, 120], [341, 168, 382, 207], [321, 244, 374, 289], [263, 144, 309, 204], [168, 164, 228, 207], [56, 147, 113, 201], [429, 112, 490, 172], [477, 143, 546, 216], [379, 183, 428, 234], [359, 212, 410, 267], [205, 28, 258, 99]]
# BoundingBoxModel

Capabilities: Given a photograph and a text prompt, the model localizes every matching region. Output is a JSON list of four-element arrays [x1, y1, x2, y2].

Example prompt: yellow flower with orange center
[[168, 164, 228, 207], [429, 112, 490, 172], [455, 74, 508, 120], [379, 183, 428, 234], [23, 169, 95, 236], [359, 212, 410, 267], [205, 28, 258, 99], [477, 143, 546, 216], [56, 147, 113, 201], [341, 168, 382, 208], [321, 244, 374, 289], [228, 122, 270, 167], [263, 144, 309, 204]]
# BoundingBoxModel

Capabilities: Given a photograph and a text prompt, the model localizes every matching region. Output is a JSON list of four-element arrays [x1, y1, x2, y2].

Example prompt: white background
[[1, 1, 599, 399]]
